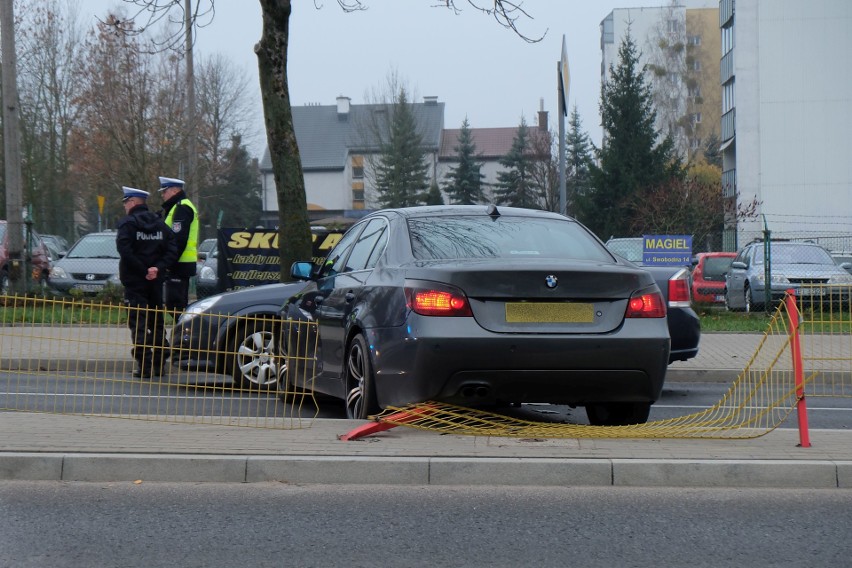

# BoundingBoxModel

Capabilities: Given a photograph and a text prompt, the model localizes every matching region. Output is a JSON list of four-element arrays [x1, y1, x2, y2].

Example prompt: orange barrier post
[[339, 404, 437, 441], [785, 290, 811, 448]]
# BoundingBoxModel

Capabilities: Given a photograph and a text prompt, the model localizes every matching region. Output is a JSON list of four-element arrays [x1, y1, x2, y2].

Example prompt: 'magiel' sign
[[642, 234, 692, 266]]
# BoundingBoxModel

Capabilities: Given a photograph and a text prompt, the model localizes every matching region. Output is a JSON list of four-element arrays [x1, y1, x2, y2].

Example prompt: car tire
[[723, 288, 737, 312], [344, 333, 379, 420], [0, 269, 8, 295], [230, 320, 278, 391], [744, 285, 760, 313], [585, 402, 651, 426]]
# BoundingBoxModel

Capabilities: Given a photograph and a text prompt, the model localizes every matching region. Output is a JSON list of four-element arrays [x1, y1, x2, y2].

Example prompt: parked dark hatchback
[[279, 205, 671, 426], [0, 221, 52, 293]]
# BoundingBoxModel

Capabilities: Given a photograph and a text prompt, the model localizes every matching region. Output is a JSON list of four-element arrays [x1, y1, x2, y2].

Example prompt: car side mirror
[[731, 261, 747, 270], [290, 261, 314, 281], [197, 252, 207, 261]]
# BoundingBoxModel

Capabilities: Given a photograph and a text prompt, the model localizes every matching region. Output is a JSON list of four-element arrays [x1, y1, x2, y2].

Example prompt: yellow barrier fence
[[0, 294, 318, 429], [362, 286, 852, 440], [3, 285, 851, 439]]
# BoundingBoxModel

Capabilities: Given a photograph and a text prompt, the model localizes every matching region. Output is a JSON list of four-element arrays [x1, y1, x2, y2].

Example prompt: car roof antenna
[[486, 204, 500, 219]]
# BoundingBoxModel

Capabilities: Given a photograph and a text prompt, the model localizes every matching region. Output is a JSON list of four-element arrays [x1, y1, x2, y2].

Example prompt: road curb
[[1, 453, 850, 488], [3, 360, 743, 384]]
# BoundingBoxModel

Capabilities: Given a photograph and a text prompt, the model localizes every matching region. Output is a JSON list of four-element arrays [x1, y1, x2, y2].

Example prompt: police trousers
[[125, 281, 169, 371]]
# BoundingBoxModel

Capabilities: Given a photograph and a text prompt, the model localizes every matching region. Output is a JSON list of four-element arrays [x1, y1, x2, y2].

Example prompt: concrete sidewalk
[[1, 412, 850, 488], [2, 331, 851, 488]]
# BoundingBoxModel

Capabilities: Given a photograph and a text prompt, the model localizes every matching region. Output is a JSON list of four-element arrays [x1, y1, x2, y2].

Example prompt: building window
[[351, 155, 364, 179], [688, 85, 702, 99], [692, 112, 702, 124], [688, 35, 701, 46], [691, 59, 701, 71]]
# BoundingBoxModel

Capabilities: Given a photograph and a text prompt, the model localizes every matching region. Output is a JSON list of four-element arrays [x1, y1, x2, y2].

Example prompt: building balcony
[[721, 109, 735, 142], [720, 0, 734, 27], [721, 51, 734, 84]]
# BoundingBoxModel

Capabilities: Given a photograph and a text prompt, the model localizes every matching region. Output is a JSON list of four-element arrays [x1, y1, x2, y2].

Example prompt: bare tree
[[71, 14, 185, 229], [16, 0, 85, 239], [111, 0, 542, 278], [194, 53, 258, 186], [644, 0, 691, 159]]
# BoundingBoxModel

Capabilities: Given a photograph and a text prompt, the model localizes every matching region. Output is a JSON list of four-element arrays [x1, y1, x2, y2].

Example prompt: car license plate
[[505, 302, 594, 323], [74, 283, 104, 292], [798, 287, 824, 297], [714, 294, 725, 302]]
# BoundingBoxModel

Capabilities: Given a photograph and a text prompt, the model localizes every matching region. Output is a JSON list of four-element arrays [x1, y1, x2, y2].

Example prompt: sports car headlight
[[178, 295, 221, 324]]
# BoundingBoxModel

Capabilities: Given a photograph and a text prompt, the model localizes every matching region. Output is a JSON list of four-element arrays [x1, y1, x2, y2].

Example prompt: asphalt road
[[1, 482, 850, 568], [3, 372, 852, 428]]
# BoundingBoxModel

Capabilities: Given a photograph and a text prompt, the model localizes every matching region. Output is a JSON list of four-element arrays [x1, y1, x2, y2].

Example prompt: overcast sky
[[75, 1, 669, 156]]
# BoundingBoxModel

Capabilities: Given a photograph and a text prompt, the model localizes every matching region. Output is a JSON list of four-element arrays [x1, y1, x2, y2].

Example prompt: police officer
[[117, 187, 178, 378], [158, 176, 199, 315]]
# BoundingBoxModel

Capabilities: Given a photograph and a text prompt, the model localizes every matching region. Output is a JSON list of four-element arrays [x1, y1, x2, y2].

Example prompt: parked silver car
[[48, 231, 122, 294], [725, 241, 852, 312]]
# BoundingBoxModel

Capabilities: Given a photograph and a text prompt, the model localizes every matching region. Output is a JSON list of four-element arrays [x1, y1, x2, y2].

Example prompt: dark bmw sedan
[[279, 205, 671, 426]]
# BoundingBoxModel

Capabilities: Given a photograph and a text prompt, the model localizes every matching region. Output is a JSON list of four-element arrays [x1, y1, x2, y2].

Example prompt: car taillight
[[625, 289, 666, 318], [668, 268, 692, 307], [405, 282, 473, 317]]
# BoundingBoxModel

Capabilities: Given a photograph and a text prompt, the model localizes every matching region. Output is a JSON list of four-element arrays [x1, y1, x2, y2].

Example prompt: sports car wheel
[[344, 334, 379, 420], [585, 402, 651, 426], [230, 321, 277, 391]]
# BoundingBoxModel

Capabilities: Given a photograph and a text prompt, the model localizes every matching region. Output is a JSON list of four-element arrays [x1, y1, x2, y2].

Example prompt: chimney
[[336, 95, 351, 119], [423, 96, 438, 105], [537, 97, 548, 131]]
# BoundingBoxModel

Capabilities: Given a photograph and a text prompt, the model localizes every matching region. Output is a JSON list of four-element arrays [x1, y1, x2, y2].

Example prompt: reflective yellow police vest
[[164, 198, 199, 263]]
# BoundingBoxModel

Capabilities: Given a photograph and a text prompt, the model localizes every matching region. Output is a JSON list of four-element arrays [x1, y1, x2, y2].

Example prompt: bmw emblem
[[545, 275, 558, 289]]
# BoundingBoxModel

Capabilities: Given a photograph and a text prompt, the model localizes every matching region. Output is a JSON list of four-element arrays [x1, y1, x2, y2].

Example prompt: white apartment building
[[720, 0, 852, 250]]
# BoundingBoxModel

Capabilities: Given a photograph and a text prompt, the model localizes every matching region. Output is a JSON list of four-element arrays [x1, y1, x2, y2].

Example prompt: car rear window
[[605, 238, 643, 262], [702, 256, 733, 278], [408, 215, 612, 262]]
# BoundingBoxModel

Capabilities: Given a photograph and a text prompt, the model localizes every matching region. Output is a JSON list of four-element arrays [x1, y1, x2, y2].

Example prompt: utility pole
[[1, 0, 25, 294], [185, 0, 198, 204], [557, 36, 570, 216]]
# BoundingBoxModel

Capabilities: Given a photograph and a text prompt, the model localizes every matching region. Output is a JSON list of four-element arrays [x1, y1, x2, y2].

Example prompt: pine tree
[[493, 117, 542, 209], [442, 118, 485, 204], [199, 135, 261, 236], [373, 87, 430, 208], [565, 105, 593, 217], [423, 180, 444, 205], [702, 133, 722, 168], [577, 30, 681, 239]]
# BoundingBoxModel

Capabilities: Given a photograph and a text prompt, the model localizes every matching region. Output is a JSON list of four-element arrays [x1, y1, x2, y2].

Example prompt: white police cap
[[158, 176, 185, 192], [122, 186, 150, 202]]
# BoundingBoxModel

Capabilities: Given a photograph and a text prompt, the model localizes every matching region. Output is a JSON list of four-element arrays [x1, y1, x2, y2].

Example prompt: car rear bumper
[[667, 306, 701, 363], [365, 317, 670, 408]]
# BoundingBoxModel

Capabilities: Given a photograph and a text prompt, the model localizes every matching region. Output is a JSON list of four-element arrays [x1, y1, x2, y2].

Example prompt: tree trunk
[[256, 0, 312, 280]]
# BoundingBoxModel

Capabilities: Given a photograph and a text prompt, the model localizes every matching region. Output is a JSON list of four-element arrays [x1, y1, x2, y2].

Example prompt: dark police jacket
[[116, 204, 179, 291]]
